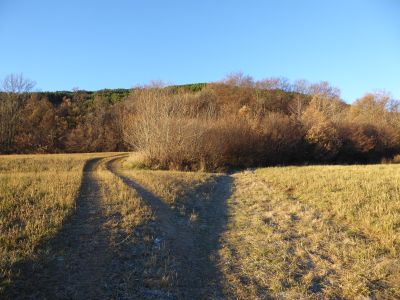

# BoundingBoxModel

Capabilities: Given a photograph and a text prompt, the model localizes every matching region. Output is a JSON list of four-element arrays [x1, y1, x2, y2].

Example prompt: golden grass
[[0, 153, 114, 292], [116, 155, 228, 298], [3, 153, 399, 299], [94, 157, 176, 293], [105, 156, 221, 296], [1, 153, 211, 297], [257, 165, 400, 253], [220, 165, 400, 299], [97, 159, 152, 229], [0, 153, 111, 172], [119, 155, 214, 210]]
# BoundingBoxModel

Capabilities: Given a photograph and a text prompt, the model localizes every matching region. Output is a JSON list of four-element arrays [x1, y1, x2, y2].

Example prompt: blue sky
[[0, 0, 399, 102]]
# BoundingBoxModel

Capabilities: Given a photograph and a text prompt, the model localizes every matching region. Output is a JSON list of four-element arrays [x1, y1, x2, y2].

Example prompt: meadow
[[220, 165, 400, 299], [0, 153, 113, 293], [0, 153, 399, 299]]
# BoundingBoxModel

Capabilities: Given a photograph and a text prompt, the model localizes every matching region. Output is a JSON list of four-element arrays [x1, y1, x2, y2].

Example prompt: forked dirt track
[[5, 155, 233, 299], [108, 158, 233, 299]]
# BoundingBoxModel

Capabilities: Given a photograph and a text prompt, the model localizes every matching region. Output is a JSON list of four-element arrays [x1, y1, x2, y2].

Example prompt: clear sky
[[0, 0, 399, 102]]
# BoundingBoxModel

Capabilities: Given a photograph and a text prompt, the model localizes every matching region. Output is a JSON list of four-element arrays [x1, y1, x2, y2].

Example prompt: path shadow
[[2, 156, 233, 300], [108, 159, 233, 299], [2, 157, 115, 299]]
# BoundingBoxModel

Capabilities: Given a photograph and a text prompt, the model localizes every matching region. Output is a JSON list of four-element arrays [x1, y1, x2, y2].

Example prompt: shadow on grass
[[108, 158, 233, 299], [1, 157, 116, 299], [2, 155, 233, 300]]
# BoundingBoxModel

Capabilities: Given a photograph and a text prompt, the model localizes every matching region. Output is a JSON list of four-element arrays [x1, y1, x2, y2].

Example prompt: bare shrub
[[341, 92, 400, 161], [306, 121, 342, 161], [121, 80, 400, 170], [261, 113, 305, 163], [223, 71, 254, 87], [122, 87, 264, 171], [201, 116, 262, 170], [123, 88, 212, 170], [392, 154, 400, 163]]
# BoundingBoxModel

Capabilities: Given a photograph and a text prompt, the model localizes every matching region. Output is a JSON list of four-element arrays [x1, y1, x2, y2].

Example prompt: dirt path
[[108, 158, 233, 299], [5, 157, 120, 299], [45, 157, 111, 299], [5, 156, 233, 299]]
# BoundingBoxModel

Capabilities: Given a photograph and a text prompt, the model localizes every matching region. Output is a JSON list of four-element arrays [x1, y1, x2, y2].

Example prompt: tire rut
[[5, 156, 117, 299], [108, 158, 233, 299], [5, 155, 233, 300]]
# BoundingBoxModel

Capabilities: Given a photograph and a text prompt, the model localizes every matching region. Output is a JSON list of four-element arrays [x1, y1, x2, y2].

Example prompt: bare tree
[[288, 94, 307, 120], [292, 79, 310, 94], [0, 74, 35, 152], [2, 73, 35, 93], [255, 77, 291, 91], [223, 71, 254, 87], [308, 81, 341, 99]]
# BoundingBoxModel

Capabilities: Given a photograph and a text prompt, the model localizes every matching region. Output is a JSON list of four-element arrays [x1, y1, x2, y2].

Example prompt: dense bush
[[121, 78, 400, 170]]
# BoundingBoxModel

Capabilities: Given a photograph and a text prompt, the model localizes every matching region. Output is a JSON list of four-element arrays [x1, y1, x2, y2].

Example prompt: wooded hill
[[1, 74, 399, 170]]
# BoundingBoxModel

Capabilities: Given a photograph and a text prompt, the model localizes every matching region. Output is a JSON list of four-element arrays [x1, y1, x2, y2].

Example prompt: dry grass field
[[1, 153, 399, 299], [114, 158, 231, 298], [219, 165, 400, 299], [0, 153, 111, 293]]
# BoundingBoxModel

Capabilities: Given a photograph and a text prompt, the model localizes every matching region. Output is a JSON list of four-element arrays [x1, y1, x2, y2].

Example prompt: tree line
[[1, 73, 399, 170]]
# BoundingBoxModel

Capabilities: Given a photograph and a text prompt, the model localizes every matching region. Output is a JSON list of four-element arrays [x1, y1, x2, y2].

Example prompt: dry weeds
[[219, 165, 400, 299], [0, 153, 113, 294], [2, 153, 399, 299]]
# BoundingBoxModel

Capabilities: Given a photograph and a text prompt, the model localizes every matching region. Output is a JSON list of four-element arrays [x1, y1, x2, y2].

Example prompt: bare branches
[[0, 74, 35, 152], [2, 73, 35, 94]]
